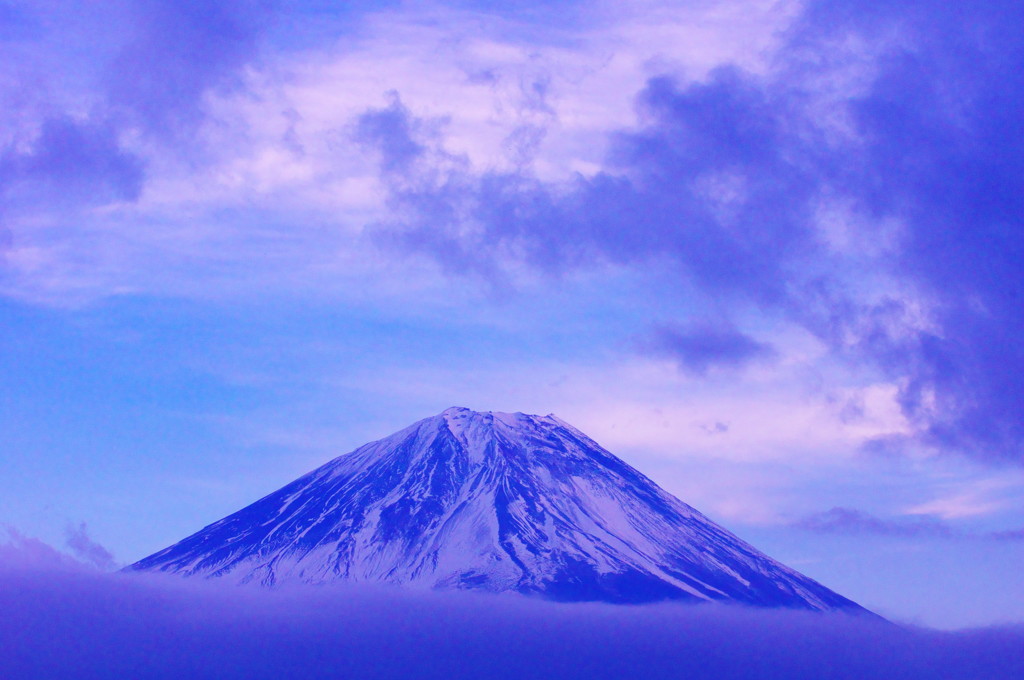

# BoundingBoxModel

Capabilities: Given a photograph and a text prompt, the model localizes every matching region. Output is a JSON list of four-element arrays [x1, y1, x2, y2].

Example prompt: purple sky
[[2, 0, 1023, 630]]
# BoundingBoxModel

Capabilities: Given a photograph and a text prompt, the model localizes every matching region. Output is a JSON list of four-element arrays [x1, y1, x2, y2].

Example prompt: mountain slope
[[129, 407, 867, 610]]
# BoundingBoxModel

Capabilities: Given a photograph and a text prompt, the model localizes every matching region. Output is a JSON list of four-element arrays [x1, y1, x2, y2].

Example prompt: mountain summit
[[130, 407, 866, 610]]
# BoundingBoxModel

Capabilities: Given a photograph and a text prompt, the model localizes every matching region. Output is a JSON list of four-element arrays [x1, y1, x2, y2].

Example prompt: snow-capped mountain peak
[[129, 407, 868, 612]]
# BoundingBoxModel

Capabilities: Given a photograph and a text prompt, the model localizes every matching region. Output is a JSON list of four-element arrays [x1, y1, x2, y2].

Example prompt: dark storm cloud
[[1, 536, 1022, 680], [638, 321, 777, 375], [359, 0, 1024, 464]]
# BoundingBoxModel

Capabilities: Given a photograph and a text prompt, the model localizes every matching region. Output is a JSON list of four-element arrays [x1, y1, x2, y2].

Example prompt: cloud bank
[[1, 569, 1021, 678], [0, 537, 1021, 680]]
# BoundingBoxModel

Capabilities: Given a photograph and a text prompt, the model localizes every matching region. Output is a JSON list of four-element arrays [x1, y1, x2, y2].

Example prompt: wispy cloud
[[64, 523, 118, 571], [0, 525, 83, 571], [796, 507, 954, 538], [796, 507, 1024, 542]]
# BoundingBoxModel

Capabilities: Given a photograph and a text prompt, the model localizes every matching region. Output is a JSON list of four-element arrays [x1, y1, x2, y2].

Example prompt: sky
[[1, 0, 1023, 632]]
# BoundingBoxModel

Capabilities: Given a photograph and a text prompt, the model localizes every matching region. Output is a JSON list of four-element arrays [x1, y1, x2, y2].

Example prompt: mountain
[[129, 407, 867, 611]]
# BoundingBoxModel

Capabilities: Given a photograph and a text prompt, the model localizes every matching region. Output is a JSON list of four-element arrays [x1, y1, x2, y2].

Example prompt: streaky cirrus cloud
[[64, 522, 119, 571], [794, 507, 1020, 541], [1, 534, 1023, 680]]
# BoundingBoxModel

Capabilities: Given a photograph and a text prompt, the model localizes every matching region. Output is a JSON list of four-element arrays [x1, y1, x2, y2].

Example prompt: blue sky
[[2, 0, 1023, 629]]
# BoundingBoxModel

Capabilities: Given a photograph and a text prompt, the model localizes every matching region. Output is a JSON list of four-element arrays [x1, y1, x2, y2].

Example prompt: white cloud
[[905, 474, 1024, 520]]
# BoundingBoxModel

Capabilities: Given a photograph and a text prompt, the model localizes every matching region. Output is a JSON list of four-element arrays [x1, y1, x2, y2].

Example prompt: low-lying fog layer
[[2, 537, 1021, 680]]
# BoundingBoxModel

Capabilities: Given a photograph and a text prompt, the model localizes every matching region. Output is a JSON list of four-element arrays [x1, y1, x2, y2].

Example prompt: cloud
[[0, 525, 84, 571], [0, 0, 282, 305], [796, 507, 1024, 542], [64, 523, 118, 571], [353, 92, 431, 175], [0, 0, 276, 286], [0, 0, 797, 304], [784, 0, 1024, 465], [356, 0, 1024, 465], [3, 0, 1023, 467], [0, 533, 1022, 680], [796, 507, 956, 538], [3, 0, 273, 194], [105, 0, 274, 137], [358, 64, 824, 292], [637, 321, 777, 375], [1, 116, 145, 204], [991, 528, 1024, 541]]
